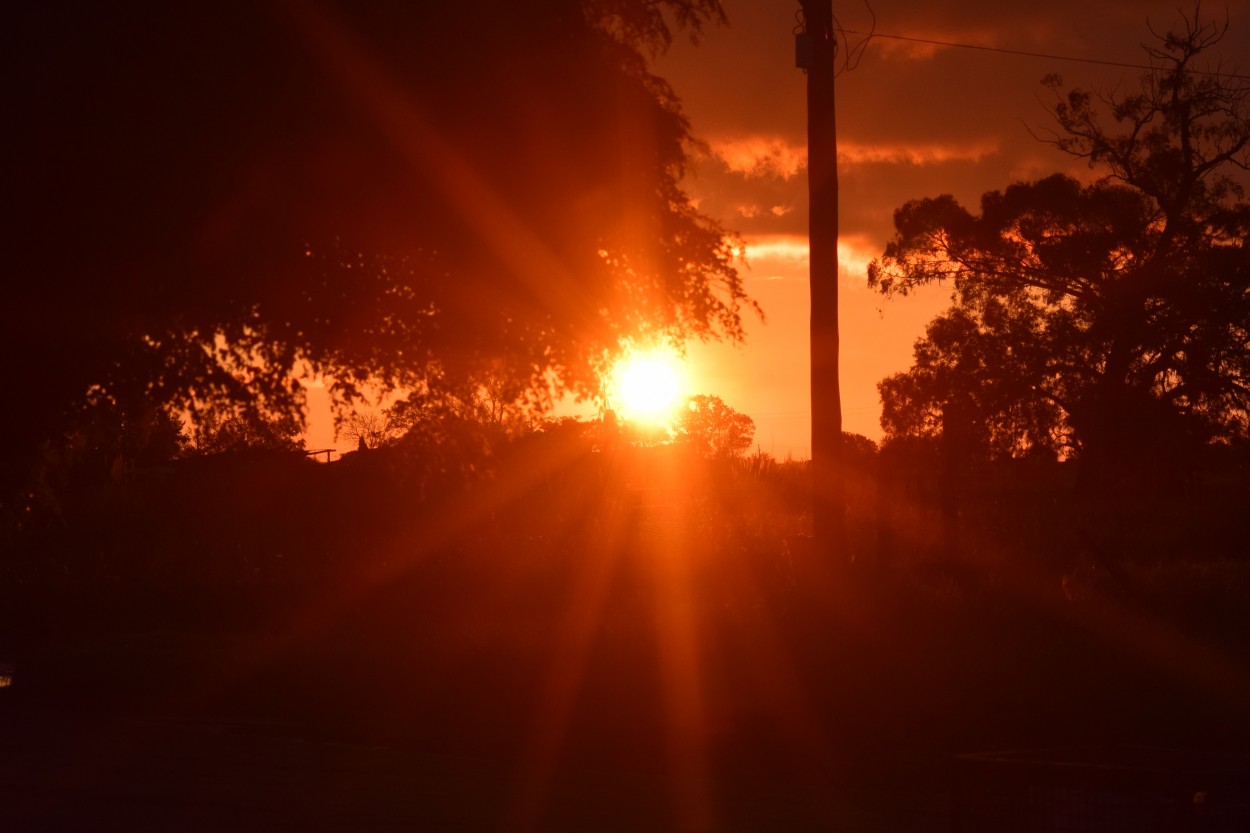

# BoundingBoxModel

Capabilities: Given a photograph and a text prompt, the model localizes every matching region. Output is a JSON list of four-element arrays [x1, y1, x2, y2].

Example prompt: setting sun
[[611, 348, 688, 423]]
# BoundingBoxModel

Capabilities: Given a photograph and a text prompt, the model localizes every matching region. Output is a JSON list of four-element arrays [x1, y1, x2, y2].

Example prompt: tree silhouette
[[339, 409, 400, 452], [3, 1, 755, 515], [869, 6, 1250, 469], [185, 410, 304, 457], [673, 394, 755, 458]]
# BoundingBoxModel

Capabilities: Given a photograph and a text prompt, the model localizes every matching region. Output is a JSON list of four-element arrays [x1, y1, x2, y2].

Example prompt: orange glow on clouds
[[743, 235, 809, 262], [733, 203, 795, 219], [839, 138, 999, 167], [708, 137, 806, 179], [742, 234, 875, 286], [708, 134, 999, 178]]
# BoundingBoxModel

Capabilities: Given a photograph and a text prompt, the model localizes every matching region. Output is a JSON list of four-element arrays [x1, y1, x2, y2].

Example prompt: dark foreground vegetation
[[4, 430, 1250, 830], [4, 1, 1250, 828]]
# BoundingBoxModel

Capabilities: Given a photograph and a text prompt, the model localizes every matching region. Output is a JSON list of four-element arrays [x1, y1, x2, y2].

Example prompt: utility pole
[[798, 0, 844, 556]]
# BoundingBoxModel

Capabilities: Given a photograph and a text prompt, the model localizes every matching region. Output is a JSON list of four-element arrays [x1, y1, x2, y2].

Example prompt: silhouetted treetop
[[1041, 8, 1249, 219], [674, 394, 755, 458], [869, 6, 1250, 466], [3, 1, 753, 513]]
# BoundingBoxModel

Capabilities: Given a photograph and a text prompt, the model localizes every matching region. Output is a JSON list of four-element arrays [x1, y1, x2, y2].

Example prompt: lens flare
[[611, 349, 687, 423]]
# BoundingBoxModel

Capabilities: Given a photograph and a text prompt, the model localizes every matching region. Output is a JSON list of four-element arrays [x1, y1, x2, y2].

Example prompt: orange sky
[[644, 0, 1250, 458], [308, 1, 1250, 459]]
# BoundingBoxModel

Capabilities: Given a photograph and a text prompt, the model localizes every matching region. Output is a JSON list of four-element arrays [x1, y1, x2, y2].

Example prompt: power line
[[836, 27, 1250, 79]]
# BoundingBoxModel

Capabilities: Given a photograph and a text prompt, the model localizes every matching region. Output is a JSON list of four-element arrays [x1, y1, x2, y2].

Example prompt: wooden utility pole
[[799, 0, 844, 555]]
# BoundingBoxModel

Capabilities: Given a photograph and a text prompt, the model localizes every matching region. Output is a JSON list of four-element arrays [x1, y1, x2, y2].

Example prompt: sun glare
[[611, 349, 687, 423]]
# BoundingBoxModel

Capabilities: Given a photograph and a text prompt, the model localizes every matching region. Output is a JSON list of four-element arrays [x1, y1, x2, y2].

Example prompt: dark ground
[[4, 557, 1250, 832], [5, 447, 1250, 830], [0, 645, 950, 832]]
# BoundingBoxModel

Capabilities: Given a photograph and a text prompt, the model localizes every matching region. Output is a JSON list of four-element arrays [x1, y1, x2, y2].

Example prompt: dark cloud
[[665, 0, 1250, 244]]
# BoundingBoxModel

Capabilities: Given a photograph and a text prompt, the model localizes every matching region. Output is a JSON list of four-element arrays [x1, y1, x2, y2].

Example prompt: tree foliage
[[184, 411, 305, 458], [674, 394, 755, 458], [869, 7, 1250, 467], [3, 1, 754, 515]]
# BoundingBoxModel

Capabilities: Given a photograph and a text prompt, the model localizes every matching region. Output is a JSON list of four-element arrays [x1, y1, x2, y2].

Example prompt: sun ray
[[503, 456, 638, 832], [648, 452, 715, 831]]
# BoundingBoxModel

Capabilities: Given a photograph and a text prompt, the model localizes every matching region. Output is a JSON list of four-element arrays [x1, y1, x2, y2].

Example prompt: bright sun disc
[[612, 350, 686, 422]]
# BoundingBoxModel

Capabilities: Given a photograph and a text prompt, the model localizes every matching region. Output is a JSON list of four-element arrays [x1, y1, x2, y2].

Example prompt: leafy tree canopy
[[3, 1, 754, 511], [869, 6, 1250, 467], [674, 394, 755, 458], [184, 411, 305, 458]]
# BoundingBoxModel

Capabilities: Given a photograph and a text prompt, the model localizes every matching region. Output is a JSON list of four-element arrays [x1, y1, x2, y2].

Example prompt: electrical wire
[[832, 0, 876, 77], [834, 26, 1250, 80]]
